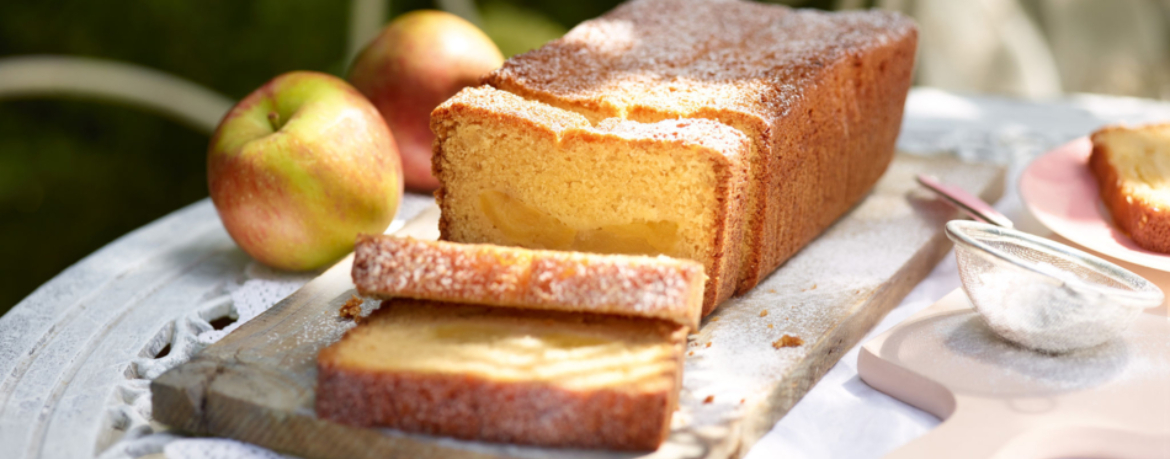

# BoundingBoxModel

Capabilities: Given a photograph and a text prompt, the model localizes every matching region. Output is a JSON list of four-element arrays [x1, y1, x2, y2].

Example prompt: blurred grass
[[0, 0, 352, 314], [0, 100, 208, 310], [481, 2, 568, 57]]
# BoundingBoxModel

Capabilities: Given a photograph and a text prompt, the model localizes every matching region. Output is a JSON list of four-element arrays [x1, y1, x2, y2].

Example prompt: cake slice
[[315, 299, 688, 450], [352, 235, 706, 329], [431, 86, 749, 315], [480, 0, 918, 295], [1090, 123, 1170, 252]]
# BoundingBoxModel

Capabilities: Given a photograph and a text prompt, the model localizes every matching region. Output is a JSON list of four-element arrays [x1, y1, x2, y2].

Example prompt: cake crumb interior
[[327, 301, 681, 392]]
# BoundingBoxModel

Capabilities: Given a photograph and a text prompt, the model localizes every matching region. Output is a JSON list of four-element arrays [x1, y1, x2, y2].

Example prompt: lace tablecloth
[[6, 88, 1170, 459]]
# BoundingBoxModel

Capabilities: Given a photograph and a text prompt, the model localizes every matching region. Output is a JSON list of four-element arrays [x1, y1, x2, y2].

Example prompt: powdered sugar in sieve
[[946, 221, 1163, 353]]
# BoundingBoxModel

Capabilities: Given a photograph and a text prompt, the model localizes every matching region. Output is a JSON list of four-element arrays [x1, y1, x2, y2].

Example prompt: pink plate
[[1020, 137, 1170, 272]]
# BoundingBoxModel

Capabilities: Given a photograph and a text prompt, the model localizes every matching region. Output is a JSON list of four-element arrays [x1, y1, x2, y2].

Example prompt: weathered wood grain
[[153, 154, 1004, 459]]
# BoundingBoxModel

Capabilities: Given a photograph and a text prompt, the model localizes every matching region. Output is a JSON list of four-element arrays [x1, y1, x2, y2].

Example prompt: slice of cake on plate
[[1090, 122, 1170, 252]]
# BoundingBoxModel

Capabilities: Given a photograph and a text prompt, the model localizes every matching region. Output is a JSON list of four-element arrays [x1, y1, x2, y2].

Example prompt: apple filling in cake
[[478, 189, 681, 255], [320, 301, 683, 389]]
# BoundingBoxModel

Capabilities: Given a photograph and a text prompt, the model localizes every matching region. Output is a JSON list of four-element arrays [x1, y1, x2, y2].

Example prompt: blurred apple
[[348, 10, 504, 191], [208, 71, 402, 271]]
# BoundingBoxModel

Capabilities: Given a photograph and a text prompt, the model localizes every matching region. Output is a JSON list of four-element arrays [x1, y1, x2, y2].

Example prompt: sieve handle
[[917, 174, 1014, 228]]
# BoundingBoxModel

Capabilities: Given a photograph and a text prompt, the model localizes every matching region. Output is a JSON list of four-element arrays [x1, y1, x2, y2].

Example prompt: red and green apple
[[348, 10, 504, 191], [208, 71, 403, 271]]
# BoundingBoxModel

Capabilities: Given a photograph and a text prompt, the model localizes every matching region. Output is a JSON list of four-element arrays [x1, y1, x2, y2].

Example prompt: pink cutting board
[[859, 289, 1170, 458]]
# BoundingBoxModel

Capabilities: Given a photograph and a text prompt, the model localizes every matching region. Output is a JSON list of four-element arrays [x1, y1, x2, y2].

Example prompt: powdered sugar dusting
[[434, 86, 590, 133], [439, 86, 750, 160], [890, 309, 1170, 396], [352, 236, 706, 328], [596, 118, 750, 161], [487, 0, 916, 120]]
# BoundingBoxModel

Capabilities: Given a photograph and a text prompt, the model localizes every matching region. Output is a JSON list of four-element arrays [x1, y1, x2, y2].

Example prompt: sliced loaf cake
[[431, 86, 749, 314], [442, 0, 917, 301]]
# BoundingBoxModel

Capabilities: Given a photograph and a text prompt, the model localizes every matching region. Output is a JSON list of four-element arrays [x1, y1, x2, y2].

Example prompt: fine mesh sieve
[[946, 220, 1164, 353]]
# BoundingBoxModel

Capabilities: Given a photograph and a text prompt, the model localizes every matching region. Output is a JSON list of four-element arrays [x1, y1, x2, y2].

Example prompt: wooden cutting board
[[152, 154, 1004, 459], [859, 289, 1170, 459]]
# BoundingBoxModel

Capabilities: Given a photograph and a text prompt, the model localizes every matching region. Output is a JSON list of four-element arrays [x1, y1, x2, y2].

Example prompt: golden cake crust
[[1089, 123, 1170, 253], [483, 0, 918, 294], [352, 235, 706, 329], [315, 300, 687, 451], [431, 86, 749, 313]]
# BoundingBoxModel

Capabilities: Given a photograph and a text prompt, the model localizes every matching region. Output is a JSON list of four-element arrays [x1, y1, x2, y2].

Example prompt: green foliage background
[[0, 0, 833, 316]]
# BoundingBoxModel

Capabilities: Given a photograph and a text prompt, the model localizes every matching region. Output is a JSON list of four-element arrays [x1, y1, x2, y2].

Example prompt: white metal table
[[4, 88, 1170, 459]]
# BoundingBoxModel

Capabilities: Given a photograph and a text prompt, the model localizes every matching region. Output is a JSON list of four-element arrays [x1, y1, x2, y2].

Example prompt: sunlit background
[[3, 0, 1168, 315]]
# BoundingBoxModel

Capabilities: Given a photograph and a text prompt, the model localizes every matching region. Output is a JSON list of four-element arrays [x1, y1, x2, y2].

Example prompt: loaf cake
[[1090, 123, 1170, 253], [431, 86, 749, 313], [316, 299, 688, 450], [433, 0, 917, 308], [352, 234, 706, 329]]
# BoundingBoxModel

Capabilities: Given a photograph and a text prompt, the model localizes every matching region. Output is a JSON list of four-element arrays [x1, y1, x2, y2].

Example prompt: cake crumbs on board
[[339, 295, 365, 324], [773, 335, 804, 349]]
